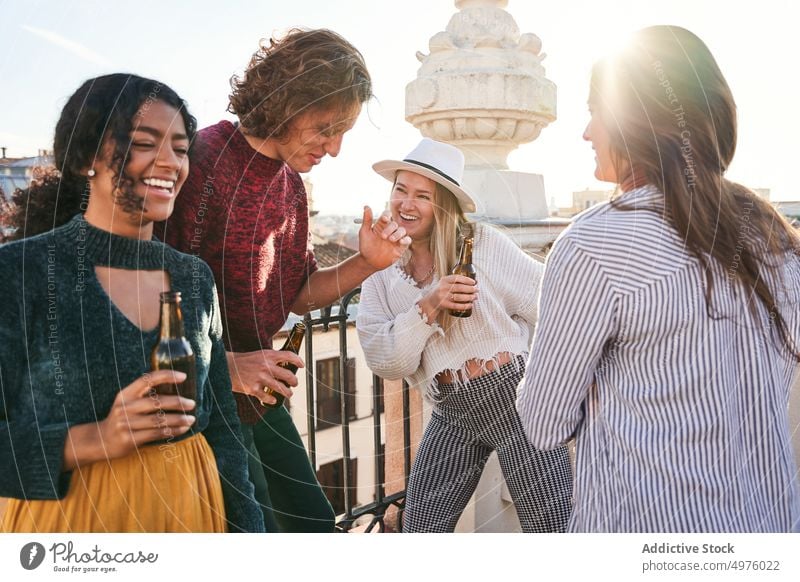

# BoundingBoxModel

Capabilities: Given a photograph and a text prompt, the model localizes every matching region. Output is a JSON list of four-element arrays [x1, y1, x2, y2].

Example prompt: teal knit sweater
[[0, 215, 264, 532]]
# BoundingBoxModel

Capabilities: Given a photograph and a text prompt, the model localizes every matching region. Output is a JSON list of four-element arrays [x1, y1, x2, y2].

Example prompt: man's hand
[[226, 349, 304, 406], [358, 206, 411, 270], [290, 207, 412, 315]]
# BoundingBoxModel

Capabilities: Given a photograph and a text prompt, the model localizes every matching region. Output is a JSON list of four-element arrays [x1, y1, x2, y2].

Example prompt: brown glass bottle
[[449, 236, 476, 318], [264, 321, 306, 409], [150, 291, 197, 401]]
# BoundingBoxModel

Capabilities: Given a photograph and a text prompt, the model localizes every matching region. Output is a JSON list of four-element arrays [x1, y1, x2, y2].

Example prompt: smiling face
[[89, 100, 190, 229], [127, 100, 190, 219], [266, 105, 360, 173], [389, 170, 437, 244]]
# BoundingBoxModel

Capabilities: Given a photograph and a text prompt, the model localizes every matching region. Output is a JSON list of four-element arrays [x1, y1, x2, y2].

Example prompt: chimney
[[1, 147, 6, 158]]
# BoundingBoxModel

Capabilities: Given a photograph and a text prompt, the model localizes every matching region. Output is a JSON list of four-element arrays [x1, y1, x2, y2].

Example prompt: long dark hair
[[591, 25, 799, 358], [0, 73, 196, 242]]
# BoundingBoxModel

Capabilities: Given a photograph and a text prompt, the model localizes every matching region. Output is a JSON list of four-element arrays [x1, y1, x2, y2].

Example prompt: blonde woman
[[357, 139, 572, 532]]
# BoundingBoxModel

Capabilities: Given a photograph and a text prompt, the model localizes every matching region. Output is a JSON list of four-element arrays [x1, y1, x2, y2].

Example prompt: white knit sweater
[[356, 224, 544, 401]]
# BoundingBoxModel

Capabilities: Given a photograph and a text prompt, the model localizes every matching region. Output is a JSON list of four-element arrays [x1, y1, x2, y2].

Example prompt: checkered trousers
[[402, 357, 573, 533]]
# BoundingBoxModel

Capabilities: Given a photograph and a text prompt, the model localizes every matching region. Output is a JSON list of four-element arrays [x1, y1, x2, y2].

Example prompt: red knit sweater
[[159, 120, 317, 423]]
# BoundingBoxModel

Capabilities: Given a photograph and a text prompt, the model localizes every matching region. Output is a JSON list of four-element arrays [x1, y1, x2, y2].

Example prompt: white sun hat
[[372, 138, 477, 213]]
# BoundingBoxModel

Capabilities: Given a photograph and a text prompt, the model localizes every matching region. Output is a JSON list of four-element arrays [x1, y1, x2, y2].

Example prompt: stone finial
[[406, 0, 556, 169]]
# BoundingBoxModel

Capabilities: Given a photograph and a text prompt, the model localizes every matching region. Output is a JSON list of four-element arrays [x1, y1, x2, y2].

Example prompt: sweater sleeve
[[356, 271, 441, 380], [199, 278, 264, 532], [516, 235, 617, 450], [0, 253, 72, 500], [480, 225, 544, 327]]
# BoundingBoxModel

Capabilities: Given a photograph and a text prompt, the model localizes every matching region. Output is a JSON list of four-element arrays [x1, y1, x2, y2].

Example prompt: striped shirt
[[516, 185, 800, 532]]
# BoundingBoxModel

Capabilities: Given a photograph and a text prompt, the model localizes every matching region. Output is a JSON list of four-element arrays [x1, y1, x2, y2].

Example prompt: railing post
[[338, 296, 353, 519], [300, 288, 423, 532], [304, 314, 316, 471], [372, 375, 385, 502]]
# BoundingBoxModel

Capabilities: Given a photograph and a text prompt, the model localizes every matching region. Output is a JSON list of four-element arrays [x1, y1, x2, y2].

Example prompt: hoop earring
[[87, 169, 96, 178]]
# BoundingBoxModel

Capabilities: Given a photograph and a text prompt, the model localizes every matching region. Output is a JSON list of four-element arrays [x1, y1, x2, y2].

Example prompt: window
[[317, 457, 358, 515], [315, 356, 357, 428]]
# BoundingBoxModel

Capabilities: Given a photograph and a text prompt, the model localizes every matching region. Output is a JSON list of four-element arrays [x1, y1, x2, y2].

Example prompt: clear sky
[[1, 0, 797, 214]]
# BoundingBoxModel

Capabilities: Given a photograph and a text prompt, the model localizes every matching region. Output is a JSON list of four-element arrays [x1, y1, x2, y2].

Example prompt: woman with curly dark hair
[[0, 74, 263, 532], [159, 27, 410, 532], [517, 26, 800, 532]]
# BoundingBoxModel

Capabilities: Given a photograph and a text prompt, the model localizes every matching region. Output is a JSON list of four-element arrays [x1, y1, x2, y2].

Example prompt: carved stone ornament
[[406, 0, 556, 169]]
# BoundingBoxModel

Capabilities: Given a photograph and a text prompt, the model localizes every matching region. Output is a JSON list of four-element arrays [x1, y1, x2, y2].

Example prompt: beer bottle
[[449, 235, 476, 318], [263, 321, 306, 409], [150, 291, 197, 401]]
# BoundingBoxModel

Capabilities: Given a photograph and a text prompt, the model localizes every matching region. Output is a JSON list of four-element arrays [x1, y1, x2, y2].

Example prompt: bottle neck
[[459, 238, 474, 264], [159, 300, 185, 340], [282, 323, 306, 354], [278, 323, 306, 375]]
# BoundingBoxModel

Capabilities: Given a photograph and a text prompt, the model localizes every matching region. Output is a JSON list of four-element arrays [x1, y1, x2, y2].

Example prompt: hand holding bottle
[[62, 370, 196, 471], [417, 274, 478, 323], [226, 349, 301, 405], [262, 322, 307, 408]]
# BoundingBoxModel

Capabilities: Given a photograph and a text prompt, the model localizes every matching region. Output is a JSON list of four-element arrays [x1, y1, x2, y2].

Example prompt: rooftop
[[314, 240, 357, 269]]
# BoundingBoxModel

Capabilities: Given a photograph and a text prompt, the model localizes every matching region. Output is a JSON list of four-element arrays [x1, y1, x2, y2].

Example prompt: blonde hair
[[391, 174, 471, 330], [429, 182, 470, 331]]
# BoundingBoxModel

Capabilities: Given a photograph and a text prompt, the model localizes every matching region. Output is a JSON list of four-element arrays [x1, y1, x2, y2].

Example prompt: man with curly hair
[[160, 28, 410, 532]]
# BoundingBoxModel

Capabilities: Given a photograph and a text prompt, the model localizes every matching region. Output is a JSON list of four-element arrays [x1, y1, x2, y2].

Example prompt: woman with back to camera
[[517, 26, 800, 532], [357, 138, 573, 532], [0, 74, 262, 532]]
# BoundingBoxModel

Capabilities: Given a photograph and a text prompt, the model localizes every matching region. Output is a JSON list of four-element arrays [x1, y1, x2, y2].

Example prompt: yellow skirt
[[0, 433, 226, 533]]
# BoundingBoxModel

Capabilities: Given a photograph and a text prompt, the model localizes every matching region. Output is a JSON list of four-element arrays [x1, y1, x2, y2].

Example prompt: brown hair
[[591, 25, 799, 358], [228, 28, 372, 140]]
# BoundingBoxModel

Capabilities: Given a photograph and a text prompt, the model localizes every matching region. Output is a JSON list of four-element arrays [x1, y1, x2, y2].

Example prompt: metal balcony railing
[[301, 288, 411, 532]]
